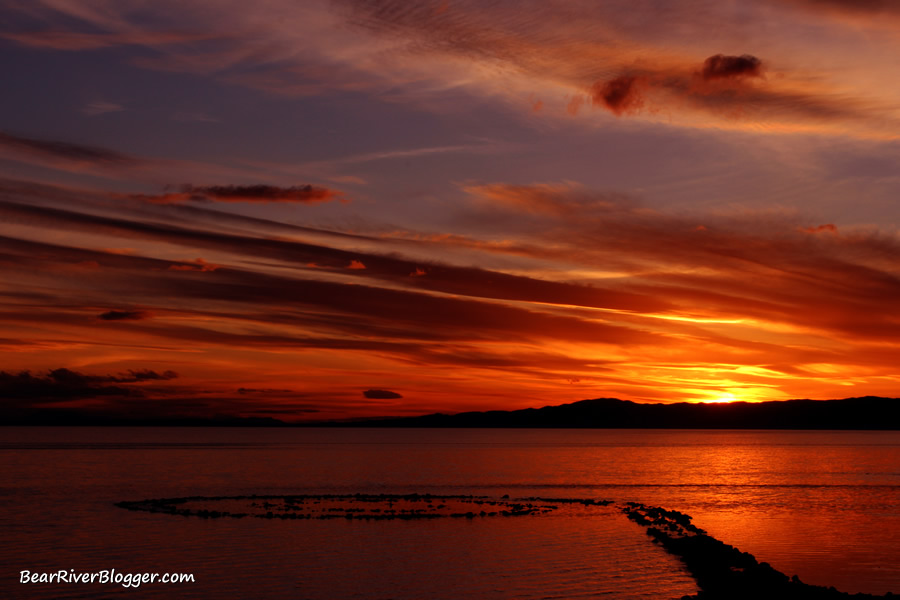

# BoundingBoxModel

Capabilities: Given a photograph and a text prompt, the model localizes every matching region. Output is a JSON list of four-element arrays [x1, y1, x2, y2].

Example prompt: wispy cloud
[[1, 30, 224, 50], [7, 0, 898, 135], [0, 130, 139, 168]]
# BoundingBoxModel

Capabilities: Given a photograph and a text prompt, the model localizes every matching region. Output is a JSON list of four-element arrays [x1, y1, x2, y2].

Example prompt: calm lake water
[[1, 427, 899, 599]]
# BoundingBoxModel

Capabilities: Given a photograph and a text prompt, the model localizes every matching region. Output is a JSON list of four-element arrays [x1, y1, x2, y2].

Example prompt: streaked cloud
[[0, 30, 224, 50], [0, 130, 139, 168], [138, 184, 344, 204], [1, 176, 898, 416]]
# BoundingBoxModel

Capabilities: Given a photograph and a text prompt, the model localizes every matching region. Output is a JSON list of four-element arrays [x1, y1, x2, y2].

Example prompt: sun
[[707, 392, 739, 404]]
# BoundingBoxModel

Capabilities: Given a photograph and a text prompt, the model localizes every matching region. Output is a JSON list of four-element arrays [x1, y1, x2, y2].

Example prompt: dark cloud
[[0, 368, 176, 402], [248, 407, 321, 414], [700, 54, 763, 81], [142, 184, 344, 204], [98, 310, 152, 321], [125, 369, 178, 381], [0, 131, 139, 166], [363, 389, 403, 399], [0, 369, 130, 400], [591, 76, 645, 115]]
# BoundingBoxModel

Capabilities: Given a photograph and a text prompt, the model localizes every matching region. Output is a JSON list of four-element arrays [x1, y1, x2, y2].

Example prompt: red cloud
[[168, 258, 221, 272]]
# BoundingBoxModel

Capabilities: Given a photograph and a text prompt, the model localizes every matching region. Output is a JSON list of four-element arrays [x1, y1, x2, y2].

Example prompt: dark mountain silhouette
[[7, 396, 898, 428], [326, 396, 900, 429]]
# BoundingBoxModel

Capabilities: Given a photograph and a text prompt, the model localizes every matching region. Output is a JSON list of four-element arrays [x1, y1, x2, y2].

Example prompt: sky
[[1, 0, 900, 422]]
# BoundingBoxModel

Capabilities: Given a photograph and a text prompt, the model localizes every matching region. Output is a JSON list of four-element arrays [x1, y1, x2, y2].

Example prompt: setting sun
[[707, 392, 740, 404]]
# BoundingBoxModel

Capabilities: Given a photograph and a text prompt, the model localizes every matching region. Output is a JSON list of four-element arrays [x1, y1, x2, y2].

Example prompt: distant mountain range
[[9, 396, 899, 429], [323, 396, 900, 430]]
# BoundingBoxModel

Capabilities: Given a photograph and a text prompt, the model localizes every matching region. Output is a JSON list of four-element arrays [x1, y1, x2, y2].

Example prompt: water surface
[[2, 428, 898, 598]]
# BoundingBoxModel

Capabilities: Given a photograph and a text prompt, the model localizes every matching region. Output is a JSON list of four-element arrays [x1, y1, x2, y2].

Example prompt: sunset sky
[[2, 0, 900, 422]]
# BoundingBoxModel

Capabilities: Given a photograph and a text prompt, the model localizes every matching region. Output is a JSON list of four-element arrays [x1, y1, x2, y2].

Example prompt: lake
[[2, 427, 898, 598]]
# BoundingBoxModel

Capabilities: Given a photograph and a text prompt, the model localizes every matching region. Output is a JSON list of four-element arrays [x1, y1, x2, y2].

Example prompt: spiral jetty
[[115, 494, 897, 599]]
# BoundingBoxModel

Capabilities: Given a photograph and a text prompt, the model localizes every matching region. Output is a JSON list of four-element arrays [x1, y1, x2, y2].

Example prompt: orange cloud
[[801, 224, 839, 234], [466, 181, 634, 216]]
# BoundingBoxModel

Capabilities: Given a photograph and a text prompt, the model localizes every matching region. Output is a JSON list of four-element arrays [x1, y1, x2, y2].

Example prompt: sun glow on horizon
[[706, 392, 740, 404]]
